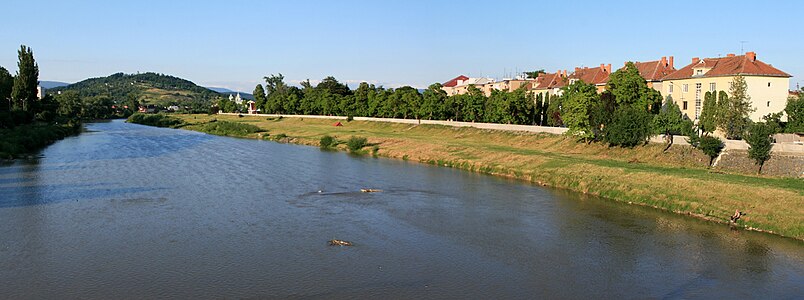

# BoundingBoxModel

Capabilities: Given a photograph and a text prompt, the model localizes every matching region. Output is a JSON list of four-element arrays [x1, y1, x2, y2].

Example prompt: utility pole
[[740, 41, 748, 53]]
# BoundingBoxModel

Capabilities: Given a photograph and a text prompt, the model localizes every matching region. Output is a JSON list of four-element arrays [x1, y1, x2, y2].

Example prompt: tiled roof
[[533, 72, 567, 89], [442, 75, 469, 87], [632, 60, 676, 81], [662, 53, 790, 80], [570, 66, 609, 85]]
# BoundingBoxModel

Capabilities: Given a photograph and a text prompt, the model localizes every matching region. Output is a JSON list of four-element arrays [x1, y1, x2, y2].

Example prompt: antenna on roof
[[740, 41, 748, 53]]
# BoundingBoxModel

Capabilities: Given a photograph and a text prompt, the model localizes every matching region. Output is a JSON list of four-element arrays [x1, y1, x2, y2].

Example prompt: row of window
[[668, 82, 772, 94]]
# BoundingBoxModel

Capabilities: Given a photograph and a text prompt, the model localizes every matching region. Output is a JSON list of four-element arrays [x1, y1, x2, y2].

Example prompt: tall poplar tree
[[698, 91, 718, 135], [11, 45, 39, 111], [718, 75, 755, 139], [0, 66, 13, 111]]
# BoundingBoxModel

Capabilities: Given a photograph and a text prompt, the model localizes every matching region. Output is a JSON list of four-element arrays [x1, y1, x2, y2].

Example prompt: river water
[[0, 119, 801, 299]]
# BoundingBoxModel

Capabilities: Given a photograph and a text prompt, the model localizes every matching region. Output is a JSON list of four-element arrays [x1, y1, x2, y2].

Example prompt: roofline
[[663, 73, 792, 81]]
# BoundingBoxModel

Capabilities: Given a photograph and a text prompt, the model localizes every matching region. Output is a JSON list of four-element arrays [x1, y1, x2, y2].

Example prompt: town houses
[[442, 52, 792, 122]]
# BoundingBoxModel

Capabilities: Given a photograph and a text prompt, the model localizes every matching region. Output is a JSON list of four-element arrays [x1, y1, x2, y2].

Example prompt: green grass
[[127, 113, 184, 128], [189, 120, 263, 137], [0, 122, 81, 158]]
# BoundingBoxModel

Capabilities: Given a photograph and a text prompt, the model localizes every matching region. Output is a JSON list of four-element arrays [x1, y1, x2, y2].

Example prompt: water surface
[[0, 120, 801, 299]]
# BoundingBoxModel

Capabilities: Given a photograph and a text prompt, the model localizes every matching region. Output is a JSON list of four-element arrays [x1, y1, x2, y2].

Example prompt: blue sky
[[1, 0, 801, 92]]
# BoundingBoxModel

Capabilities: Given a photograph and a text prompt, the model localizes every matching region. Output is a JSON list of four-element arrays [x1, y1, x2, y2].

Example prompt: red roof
[[663, 53, 790, 80], [442, 75, 470, 87], [631, 59, 676, 81], [533, 72, 568, 89], [570, 65, 610, 85]]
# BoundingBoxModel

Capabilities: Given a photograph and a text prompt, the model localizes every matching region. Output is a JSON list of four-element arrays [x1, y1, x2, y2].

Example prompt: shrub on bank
[[320, 135, 337, 149], [197, 121, 262, 137], [346, 136, 368, 152], [127, 113, 183, 128], [0, 123, 81, 158]]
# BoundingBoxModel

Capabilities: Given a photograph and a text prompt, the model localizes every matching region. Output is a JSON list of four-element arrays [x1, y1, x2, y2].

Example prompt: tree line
[[229, 62, 803, 174]]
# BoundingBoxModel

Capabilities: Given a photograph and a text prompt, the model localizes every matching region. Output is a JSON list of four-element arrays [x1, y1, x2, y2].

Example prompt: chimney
[[746, 51, 756, 62], [669, 56, 674, 68], [564, 70, 568, 77], [692, 57, 700, 64], [606, 64, 612, 73], [575, 67, 581, 73], [661, 56, 667, 67], [727, 53, 736, 57]]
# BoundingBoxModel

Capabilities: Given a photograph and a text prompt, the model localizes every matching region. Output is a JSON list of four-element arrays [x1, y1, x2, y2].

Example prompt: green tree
[[698, 135, 724, 167], [652, 97, 687, 151], [718, 75, 755, 139], [604, 105, 653, 147], [561, 80, 599, 141], [55, 90, 83, 118], [11, 45, 39, 111], [546, 93, 563, 126], [524, 69, 545, 79], [0, 66, 12, 111], [253, 84, 267, 112], [422, 83, 448, 120], [698, 91, 718, 134], [745, 122, 774, 174], [786, 91, 804, 133], [461, 86, 485, 122]]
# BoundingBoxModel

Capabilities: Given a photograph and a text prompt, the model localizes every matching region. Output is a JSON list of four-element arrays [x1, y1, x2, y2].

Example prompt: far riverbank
[[166, 114, 804, 241]]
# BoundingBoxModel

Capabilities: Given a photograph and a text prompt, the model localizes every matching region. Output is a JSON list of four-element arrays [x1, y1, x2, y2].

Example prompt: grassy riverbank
[[174, 114, 804, 240], [0, 122, 82, 158]]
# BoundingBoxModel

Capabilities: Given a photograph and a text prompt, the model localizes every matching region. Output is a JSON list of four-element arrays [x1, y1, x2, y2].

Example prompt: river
[[0, 119, 801, 299]]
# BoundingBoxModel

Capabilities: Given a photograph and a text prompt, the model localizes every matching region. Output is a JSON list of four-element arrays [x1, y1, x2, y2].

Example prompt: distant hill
[[50, 72, 223, 106], [40, 81, 71, 89]]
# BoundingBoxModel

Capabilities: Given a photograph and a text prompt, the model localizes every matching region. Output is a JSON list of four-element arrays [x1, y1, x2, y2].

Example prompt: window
[[709, 83, 716, 92], [696, 69, 703, 75], [669, 83, 674, 93], [683, 101, 688, 110], [695, 83, 702, 119], [767, 101, 771, 107], [768, 82, 771, 87], [683, 84, 688, 93]]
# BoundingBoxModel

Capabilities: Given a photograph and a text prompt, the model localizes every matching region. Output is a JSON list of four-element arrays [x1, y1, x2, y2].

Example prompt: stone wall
[[715, 150, 804, 177]]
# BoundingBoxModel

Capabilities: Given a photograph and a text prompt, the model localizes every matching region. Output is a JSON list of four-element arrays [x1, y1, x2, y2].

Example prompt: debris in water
[[329, 239, 353, 246], [360, 188, 382, 193]]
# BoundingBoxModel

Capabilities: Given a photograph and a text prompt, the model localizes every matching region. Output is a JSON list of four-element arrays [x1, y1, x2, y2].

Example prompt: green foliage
[[253, 84, 267, 111], [561, 81, 599, 140], [0, 122, 80, 158], [699, 91, 718, 134], [786, 92, 804, 133], [197, 120, 261, 137], [718, 76, 755, 139], [604, 106, 653, 147], [524, 69, 545, 79], [546, 93, 563, 126], [761, 112, 784, 134], [698, 135, 724, 167], [11, 45, 39, 111], [346, 136, 368, 152], [652, 98, 687, 136], [606, 62, 659, 110], [745, 122, 774, 174], [0, 66, 12, 111], [127, 113, 183, 128], [319, 135, 337, 149]]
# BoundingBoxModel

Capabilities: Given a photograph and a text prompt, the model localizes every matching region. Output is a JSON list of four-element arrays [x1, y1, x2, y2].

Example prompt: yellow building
[[661, 52, 791, 121]]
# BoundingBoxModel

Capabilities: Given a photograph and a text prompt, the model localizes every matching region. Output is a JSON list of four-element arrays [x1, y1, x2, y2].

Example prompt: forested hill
[[50, 72, 222, 106]]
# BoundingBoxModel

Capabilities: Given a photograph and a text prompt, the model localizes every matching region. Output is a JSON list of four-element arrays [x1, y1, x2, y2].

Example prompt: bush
[[198, 121, 262, 137], [745, 123, 774, 174], [604, 106, 653, 147], [346, 136, 368, 152], [319, 135, 337, 149], [698, 135, 724, 167], [127, 113, 183, 128]]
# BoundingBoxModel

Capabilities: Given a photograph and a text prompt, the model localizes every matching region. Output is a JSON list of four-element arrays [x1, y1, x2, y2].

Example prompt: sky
[[1, 0, 802, 92]]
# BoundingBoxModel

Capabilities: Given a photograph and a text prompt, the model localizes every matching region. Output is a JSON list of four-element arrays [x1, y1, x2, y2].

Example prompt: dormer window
[[696, 69, 703, 76]]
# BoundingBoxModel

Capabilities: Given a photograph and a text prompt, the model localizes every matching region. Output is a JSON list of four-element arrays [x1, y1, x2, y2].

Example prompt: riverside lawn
[[174, 114, 804, 241]]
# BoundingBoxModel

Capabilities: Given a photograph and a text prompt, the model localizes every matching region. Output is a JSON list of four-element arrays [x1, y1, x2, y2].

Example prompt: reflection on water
[[0, 119, 801, 299]]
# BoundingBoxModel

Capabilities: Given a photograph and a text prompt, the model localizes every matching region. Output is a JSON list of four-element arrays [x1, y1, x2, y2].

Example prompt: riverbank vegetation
[[0, 45, 82, 158], [127, 113, 184, 128], [173, 114, 804, 240]]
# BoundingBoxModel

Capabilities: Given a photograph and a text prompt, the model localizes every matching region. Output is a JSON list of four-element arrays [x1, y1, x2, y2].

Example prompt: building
[[483, 77, 534, 96], [531, 70, 569, 98], [568, 64, 611, 93], [442, 76, 495, 96], [661, 52, 791, 121], [37, 85, 46, 99], [630, 56, 676, 92], [229, 93, 243, 105], [441, 75, 469, 96]]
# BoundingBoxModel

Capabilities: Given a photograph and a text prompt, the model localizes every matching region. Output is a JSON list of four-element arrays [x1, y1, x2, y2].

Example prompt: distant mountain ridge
[[40, 81, 71, 89], [50, 72, 223, 105]]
